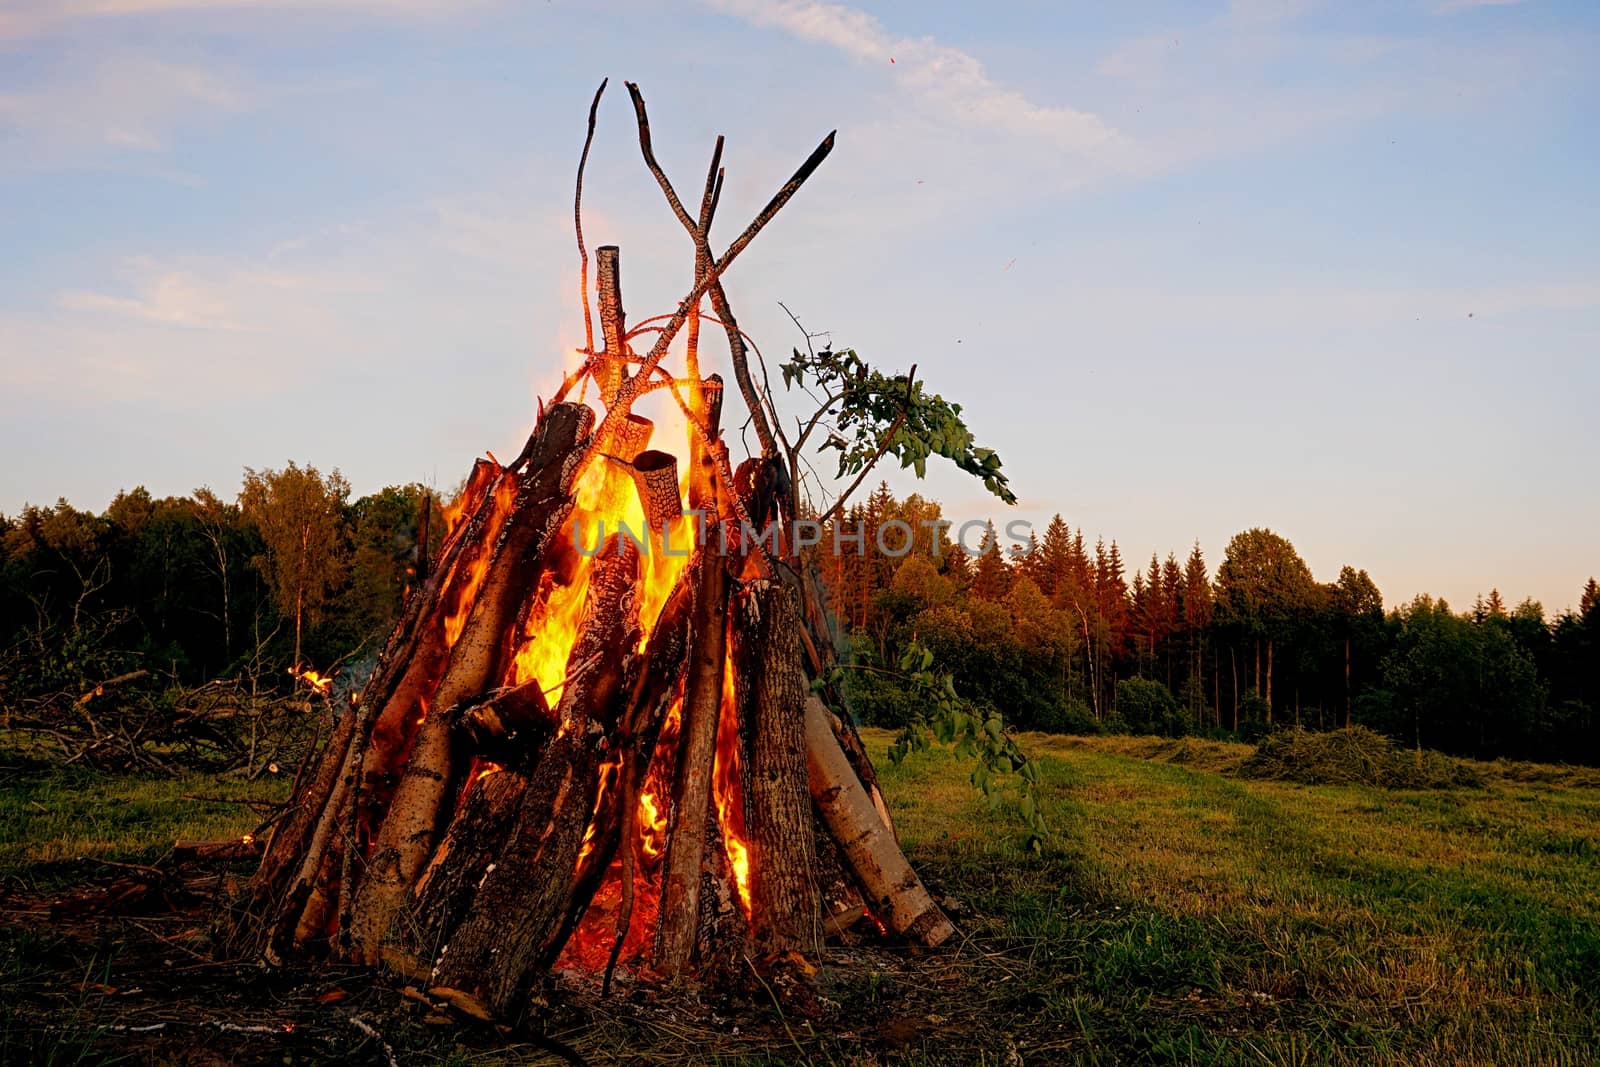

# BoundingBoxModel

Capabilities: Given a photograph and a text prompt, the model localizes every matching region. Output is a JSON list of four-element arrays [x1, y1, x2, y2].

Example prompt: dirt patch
[[1, 862, 1023, 1065]]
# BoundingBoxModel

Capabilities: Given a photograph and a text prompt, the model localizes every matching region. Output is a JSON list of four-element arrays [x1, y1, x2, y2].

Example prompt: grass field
[[2, 731, 1597, 1065]]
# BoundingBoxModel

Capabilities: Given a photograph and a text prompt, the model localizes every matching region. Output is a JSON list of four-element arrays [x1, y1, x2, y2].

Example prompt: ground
[[2, 731, 1597, 1065]]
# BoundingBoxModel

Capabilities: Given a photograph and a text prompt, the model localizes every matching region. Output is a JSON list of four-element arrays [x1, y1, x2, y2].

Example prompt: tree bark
[[654, 381, 728, 977], [384, 764, 530, 980], [734, 580, 820, 959], [596, 245, 626, 405], [427, 541, 639, 1022], [804, 697, 952, 947], [1344, 637, 1352, 730], [1266, 636, 1274, 720], [347, 403, 591, 963], [652, 551, 728, 975]]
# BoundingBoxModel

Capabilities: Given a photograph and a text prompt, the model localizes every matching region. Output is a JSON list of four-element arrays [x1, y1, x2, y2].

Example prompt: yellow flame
[[637, 790, 665, 861], [443, 474, 520, 649], [289, 665, 332, 695], [712, 655, 753, 916], [510, 445, 693, 707]]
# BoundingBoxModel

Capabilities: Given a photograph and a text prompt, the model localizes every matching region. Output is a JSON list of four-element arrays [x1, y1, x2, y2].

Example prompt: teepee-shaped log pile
[[228, 81, 952, 1024]]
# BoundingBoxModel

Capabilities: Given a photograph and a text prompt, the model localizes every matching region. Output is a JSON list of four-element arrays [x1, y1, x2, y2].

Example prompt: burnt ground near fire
[[4, 731, 1599, 1065]]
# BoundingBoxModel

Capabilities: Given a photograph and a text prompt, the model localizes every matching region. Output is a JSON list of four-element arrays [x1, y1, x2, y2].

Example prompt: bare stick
[[575, 79, 607, 357], [625, 82, 781, 460], [588, 89, 833, 450], [685, 136, 725, 411]]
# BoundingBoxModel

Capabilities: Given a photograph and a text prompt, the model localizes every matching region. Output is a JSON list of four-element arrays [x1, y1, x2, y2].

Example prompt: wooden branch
[[625, 82, 779, 460], [174, 838, 263, 862], [595, 244, 626, 404], [575, 78, 607, 357], [586, 122, 835, 452], [684, 135, 724, 413], [236, 704, 355, 956], [334, 695, 379, 958], [804, 697, 953, 946], [75, 670, 149, 707]]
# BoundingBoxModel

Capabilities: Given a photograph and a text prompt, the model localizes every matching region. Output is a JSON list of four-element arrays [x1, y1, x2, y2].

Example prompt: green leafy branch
[[780, 346, 1016, 508], [820, 639, 1047, 852]]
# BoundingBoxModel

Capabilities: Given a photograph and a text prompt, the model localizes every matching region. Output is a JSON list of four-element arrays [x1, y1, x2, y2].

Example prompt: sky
[[0, 0, 1595, 615]]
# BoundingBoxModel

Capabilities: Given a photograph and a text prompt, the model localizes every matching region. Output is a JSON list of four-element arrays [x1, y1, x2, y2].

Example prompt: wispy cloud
[[0, 56, 243, 166], [61, 266, 248, 331], [699, 0, 1126, 159], [1434, 0, 1529, 13], [0, 0, 488, 41]]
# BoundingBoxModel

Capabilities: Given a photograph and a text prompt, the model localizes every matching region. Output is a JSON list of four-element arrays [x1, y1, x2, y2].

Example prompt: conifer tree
[[972, 522, 1013, 602]]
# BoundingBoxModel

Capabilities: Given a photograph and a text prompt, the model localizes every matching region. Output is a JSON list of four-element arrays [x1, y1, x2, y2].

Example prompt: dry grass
[[1238, 726, 1484, 789]]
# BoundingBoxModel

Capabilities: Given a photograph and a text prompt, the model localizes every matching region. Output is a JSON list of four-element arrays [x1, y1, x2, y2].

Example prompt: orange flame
[[712, 654, 754, 916], [509, 434, 694, 707], [443, 474, 520, 650], [637, 791, 665, 861], [288, 665, 333, 695]]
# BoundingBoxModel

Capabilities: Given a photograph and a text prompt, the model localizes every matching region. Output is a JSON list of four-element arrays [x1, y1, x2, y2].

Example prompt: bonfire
[[226, 81, 952, 1023]]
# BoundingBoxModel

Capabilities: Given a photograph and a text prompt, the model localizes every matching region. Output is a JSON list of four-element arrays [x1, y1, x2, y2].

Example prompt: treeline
[[811, 485, 1599, 764], [3, 474, 1596, 765], [0, 466, 440, 709]]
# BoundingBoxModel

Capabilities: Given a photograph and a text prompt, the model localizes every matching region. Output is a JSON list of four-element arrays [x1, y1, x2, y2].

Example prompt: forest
[[2, 469, 1595, 766]]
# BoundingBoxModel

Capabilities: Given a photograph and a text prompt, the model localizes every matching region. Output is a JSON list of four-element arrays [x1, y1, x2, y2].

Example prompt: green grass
[[1, 734, 1597, 1065], [869, 729, 1600, 1065], [0, 757, 289, 890]]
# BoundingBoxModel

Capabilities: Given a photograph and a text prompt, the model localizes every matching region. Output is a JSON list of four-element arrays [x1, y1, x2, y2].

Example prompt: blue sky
[[1, 0, 1595, 613]]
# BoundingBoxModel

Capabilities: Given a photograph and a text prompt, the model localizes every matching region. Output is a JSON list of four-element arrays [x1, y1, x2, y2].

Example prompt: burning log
[[427, 539, 640, 1021], [232, 83, 957, 1024], [347, 402, 592, 963], [452, 679, 553, 762], [653, 374, 730, 977], [620, 449, 682, 534], [385, 760, 529, 981], [733, 580, 820, 959], [595, 244, 627, 405]]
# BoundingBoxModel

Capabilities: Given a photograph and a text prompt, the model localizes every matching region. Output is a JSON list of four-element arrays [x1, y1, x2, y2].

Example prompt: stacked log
[[229, 83, 956, 1025]]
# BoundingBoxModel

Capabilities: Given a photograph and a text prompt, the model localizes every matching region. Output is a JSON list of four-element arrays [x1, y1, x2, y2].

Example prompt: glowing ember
[[475, 763, 502, 782]]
